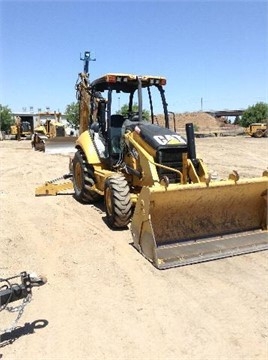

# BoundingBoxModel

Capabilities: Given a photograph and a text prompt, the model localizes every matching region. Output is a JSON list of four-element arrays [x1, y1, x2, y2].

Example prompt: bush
[[0, 104, 13, 132], [240, 102, 268, 127]]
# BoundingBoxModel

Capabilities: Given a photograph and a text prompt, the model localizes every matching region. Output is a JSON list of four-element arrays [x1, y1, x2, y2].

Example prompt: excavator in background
[[10, 116, 32, 140], [31, 111, 75, 153], [36, 51, 268, 269]]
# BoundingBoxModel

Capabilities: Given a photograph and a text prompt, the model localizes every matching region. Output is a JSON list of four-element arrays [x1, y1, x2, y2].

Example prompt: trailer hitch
[[0, 272, 47, 308]]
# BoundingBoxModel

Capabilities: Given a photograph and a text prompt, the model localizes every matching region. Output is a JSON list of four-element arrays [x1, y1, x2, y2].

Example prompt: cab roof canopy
[[90, 73, 167, 93]]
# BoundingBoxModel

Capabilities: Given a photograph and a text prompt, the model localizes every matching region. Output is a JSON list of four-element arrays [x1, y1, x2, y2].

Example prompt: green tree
[[240, 102, 268, 127], [65, 102, 79, 129], [117, 103, 150, 121], [234, 115, 241, 125], [0, 104, 13, 132]]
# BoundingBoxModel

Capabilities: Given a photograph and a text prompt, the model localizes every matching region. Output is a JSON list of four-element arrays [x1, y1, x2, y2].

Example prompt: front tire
[[253, 129, 264, 138], [104, 174, 132, 228], [73, 150, 101, 203]]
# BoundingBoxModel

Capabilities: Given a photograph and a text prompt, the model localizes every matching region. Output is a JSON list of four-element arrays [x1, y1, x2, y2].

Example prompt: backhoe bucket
[[131, 176, 268, 269], [44, 137, 77, 155]]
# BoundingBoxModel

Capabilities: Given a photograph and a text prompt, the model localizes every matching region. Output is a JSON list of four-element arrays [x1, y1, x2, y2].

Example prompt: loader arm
[[124, 130, 208, 185]]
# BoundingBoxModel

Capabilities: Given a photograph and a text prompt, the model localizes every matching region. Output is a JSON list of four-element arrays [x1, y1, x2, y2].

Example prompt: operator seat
[[130, 114, 139, 122], [110, 114, 125, 128], [90, 122, 107, 158], [110, 115, 125, 155]]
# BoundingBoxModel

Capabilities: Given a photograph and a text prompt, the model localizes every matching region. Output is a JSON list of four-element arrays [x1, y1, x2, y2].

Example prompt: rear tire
[[104, 174, 132, 228], [73, 150, 101, 203]]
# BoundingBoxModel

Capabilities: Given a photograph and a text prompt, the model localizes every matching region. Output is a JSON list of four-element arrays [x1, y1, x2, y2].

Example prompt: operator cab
[[89, 73, 169, 165]]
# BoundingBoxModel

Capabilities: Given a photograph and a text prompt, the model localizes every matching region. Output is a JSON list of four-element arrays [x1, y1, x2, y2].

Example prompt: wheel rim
[[74, 162, 83, 191], [105, 187, 113, 216]]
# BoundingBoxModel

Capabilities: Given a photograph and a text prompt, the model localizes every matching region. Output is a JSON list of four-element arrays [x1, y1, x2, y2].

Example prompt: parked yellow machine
[[10, 116, 32, 140], [31, 112, 73, 152], [10, 124, 20, 140], [246, 122, 268, 138], [35, 52, 268, 269]]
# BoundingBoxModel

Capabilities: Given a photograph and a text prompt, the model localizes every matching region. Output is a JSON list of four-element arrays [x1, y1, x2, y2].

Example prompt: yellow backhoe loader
[[32, 112, 75, 153], [36, 52, 268, 269], [246, 122, 268, 138], [10, 116, 32, 140]]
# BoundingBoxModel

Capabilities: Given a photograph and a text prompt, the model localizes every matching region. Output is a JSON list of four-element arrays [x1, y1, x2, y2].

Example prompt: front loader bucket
[[45, 137, 77, 155], [131, 176, 268, 269]]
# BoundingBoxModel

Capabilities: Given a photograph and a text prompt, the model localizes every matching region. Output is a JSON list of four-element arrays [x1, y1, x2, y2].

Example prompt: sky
[[0, 0, 267, 115]]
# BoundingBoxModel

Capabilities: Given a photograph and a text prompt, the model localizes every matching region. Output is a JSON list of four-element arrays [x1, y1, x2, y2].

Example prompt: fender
[[75, 130, 100, 164]]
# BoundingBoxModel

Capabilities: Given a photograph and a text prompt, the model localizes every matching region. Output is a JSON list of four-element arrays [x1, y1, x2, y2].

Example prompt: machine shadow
[[92, 200, 130, 231], [71, 195, 130, 231], [0, 319, 49, 348]]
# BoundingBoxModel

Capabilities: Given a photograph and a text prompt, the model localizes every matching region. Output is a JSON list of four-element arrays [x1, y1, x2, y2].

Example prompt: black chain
[[46, 173, 72, 184], [0, 274, 32, 334]]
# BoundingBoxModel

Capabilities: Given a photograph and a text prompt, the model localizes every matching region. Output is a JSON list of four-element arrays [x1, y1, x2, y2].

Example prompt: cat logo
[[153, 134, 186, 145]]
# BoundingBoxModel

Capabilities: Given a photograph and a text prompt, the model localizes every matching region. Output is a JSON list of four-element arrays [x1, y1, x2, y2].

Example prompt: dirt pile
[[156, 112, 225, 130]]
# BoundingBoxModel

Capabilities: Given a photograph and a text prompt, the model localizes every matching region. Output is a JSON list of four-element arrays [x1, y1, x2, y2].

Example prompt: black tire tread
[[73, 150, 101, 204], [105, 174, 132, 228]]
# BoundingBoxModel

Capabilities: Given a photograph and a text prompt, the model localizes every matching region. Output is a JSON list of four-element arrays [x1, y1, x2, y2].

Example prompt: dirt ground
[[0, 136, 268, 360]]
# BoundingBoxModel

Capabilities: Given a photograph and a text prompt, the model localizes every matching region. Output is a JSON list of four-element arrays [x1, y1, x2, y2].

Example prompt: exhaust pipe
[[186, 123, 196, 160], [186, 122, 199, 168]]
